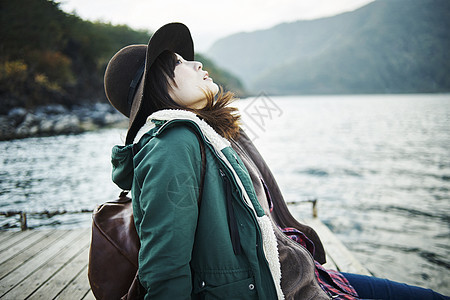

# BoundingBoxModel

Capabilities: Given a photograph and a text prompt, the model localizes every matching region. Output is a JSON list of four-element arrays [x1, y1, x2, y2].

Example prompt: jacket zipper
[[219, 168, 242, 255], [233, 153, 242, 167]]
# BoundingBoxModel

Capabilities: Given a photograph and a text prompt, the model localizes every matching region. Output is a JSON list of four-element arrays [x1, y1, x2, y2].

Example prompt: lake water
[[1, 94, 449, 295]]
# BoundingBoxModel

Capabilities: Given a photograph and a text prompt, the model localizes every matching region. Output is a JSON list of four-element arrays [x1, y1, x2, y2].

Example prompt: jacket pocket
[[193, 272, 258, 300]]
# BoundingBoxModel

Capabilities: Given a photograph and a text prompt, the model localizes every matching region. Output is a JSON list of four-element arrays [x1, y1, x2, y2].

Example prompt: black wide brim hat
[[104, 23, 194, 142]]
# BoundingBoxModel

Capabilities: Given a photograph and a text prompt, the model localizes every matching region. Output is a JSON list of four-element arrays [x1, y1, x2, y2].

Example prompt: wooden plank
[[82, 290, 96, 300], [305, 218, 371, 276], [0, 230, 83, 296], [0, 229, 59, 266], [29, 247, 89, 300], [0, 230, 65, 279], [0, 230, 21, 245], [0, 230, 35, 253], [3, 230, 90, 299], [322, 253, 338, 271], [55, 265, 91, 300]]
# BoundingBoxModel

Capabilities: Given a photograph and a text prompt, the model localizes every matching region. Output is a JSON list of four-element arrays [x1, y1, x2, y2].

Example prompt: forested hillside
[[208, 0, 450, 95], [0, 0, 245, 115]]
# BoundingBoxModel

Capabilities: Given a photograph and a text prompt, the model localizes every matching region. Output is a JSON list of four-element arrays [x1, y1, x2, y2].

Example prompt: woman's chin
[[210, 83, 219, 96]]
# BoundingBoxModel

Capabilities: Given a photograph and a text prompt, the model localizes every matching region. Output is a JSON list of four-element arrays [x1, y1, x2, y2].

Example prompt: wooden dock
[[0, 219, 370, 299], [0, 228, 94, 300], [304, 218, 371, 276]]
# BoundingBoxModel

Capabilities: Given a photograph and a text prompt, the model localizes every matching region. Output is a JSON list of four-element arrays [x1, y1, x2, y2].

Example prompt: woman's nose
[[195, 61, 203, 70]]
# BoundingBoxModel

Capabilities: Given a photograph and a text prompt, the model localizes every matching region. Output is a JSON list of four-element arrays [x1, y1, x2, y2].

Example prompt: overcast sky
[[59, 0, 375, 52]]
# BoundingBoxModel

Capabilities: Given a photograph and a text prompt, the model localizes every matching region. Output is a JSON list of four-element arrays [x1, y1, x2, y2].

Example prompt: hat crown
[[104, 45, 146, 117], [103, 23, 194, 144], [104, 23, 194, 119]]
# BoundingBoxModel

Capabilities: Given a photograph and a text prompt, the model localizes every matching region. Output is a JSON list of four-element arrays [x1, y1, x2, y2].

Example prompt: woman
[[104, 23, 448, 299]]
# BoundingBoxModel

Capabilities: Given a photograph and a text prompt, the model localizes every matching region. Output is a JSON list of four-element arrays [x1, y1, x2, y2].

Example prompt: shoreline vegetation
[[0, 103, 126, 141], [0, 0, 246, 139]]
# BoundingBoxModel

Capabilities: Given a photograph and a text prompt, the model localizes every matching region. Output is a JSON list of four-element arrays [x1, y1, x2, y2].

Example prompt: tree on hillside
[[0, 0, 149, 114]]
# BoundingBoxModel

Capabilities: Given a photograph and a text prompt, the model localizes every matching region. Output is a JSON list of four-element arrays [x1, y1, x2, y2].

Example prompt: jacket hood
[[111, 144, 134, 190]]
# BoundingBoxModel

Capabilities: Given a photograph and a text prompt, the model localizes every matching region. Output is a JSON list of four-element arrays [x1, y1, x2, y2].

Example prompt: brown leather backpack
[[88, 192, 143, 299]]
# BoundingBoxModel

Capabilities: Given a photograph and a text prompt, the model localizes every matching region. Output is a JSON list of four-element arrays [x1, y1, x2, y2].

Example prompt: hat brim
[[128, 23, 194, 137]]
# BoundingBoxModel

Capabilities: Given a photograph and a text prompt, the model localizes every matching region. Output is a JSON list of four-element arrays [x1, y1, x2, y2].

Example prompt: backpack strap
[[194, 129, 206, 206], [120, 127, 206, 299], [131, 125, 206, 206]]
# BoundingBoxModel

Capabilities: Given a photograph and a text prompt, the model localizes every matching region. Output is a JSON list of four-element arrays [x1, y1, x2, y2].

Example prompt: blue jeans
[[341, 273, 449, 300]]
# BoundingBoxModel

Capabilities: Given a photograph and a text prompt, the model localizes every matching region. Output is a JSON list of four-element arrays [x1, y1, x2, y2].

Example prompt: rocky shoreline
[[0, 103, 127, 141]]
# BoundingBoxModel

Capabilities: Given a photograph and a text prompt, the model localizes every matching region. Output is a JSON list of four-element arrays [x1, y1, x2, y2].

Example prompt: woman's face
[[168, 53, 219, 109]]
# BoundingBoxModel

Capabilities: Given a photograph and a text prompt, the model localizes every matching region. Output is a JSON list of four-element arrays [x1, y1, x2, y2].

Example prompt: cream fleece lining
[[135, 109, 284, 300]]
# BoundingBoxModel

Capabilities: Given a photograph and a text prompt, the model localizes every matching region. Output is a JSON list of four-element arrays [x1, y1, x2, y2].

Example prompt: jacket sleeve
[[133, 126, 202, 300]]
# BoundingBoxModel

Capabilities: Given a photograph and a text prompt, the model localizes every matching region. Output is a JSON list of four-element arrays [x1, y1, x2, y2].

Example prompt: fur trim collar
[[134, 109, 230, 151]]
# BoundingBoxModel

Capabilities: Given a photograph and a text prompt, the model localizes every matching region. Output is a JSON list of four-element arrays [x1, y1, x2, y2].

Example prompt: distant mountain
[[208, 0, 450, 95]]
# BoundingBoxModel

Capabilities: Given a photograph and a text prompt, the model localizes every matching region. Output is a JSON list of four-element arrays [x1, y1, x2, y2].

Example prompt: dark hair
[[126, 50, 240, 144]]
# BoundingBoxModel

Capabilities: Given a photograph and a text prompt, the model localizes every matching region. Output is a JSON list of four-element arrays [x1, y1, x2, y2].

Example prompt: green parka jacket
[[112, 117, 281, 299], [111, 110, 330, 300]]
